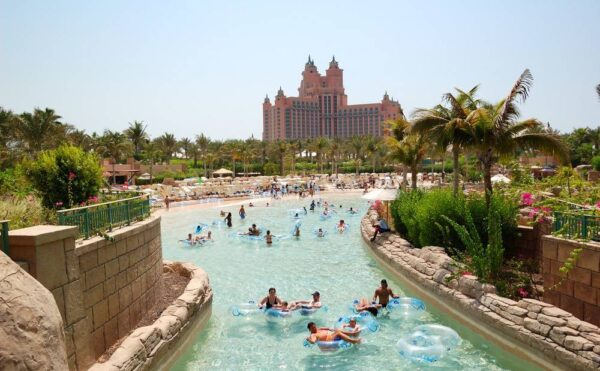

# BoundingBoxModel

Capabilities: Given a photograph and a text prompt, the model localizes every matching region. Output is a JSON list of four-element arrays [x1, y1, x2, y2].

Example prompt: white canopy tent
[[361, 188, 399, 221], [212, 168, 233, 178]]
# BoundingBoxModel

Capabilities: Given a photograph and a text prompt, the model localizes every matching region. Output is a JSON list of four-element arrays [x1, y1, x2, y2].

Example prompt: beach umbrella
[[361, 188, 398, 221]]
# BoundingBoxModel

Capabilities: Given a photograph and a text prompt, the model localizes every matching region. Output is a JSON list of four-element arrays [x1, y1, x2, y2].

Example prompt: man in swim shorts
[[289, 291, 322, 311], [373, 279, 399, 307], [239, 205, 246, 219], [248, 224, 260, 236], [354, 298, 380, 317], [265, 230, 273, 245], [306, 322, 361, 344]]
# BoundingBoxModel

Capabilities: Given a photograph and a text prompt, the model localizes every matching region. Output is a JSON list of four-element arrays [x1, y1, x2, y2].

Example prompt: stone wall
[[507, 223, 551, 265], [8, 215, 163, 370], [361, 210, 600, 370], [89, 261, 212, 371], [542, 235, 600, 327]]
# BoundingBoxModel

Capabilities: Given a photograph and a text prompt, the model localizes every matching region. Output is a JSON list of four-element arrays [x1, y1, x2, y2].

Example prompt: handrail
[[57, 197, 151, 239], [553, 211, 600, 241], [56, 195, 145, 214], [0, 220, 9, 255]]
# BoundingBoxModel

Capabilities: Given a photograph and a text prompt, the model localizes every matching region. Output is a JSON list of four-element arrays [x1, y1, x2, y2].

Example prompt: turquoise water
[[161, 195, 538, 370]]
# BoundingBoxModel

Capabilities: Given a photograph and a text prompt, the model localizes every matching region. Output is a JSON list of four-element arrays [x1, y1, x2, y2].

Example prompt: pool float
[[334, 224, 349, 233], [396, 324, 460, 363], [290, 221, 302, 236], [195, 223, 209, 234], [387, 297, 426, 318], [178, 239, 195, 246], [230, 301, 262, 317], [298, 305, 328, 316], [349, 299, 386, 317], [319, 212, 332, 221], [335, 311, 380, 333], [303, 338, 353, 352]]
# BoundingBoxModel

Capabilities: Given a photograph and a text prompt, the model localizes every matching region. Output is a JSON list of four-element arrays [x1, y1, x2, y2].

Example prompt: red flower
[[518, 288, 529, 298], [68, 171, 76, 181]]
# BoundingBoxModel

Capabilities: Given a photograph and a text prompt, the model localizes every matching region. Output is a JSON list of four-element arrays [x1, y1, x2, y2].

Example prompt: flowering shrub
[[25, 145, 103, 209], [521, 192, 533, 206]]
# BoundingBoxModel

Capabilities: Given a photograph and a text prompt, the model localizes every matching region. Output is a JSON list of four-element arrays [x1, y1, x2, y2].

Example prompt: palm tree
[[14, 108, 64, 155], [270, 140, 288, 175], [365, 136, 379, 173], [97, 130, 133, 185], [142, 141, 162, 184], [156, 133, 178, 164], [124, 121, 148, 160], [385, 118, 412, 186], [596, 84, 600, 101], [314, 137, 330, 173], [188, 143, 199, 168], [179, 137, 192, 159], [68, 129, 93, 152], [329, 138, 342, 175], [227, 140, 242, 177], [195, 134, 210, 177], [413, 86, 480, 195], [465, 69, 568, 205], [0, 108, 16, 166], [387, 121, 428, 190]]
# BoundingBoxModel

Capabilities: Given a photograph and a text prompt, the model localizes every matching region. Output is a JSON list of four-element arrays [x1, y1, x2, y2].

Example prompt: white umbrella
[[362, 188, 398, 221]]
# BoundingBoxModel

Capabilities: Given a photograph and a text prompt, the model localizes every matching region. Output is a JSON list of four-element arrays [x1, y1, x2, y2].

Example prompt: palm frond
[[495, 69, 533, 127], [512, 133, 569, 162], [597, 84, 600, 101]]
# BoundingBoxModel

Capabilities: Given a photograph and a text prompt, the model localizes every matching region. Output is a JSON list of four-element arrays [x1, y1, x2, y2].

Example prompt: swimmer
[[337, 220, 346, 232], [239, 205, 246, 219], [259, 288, 282, 309], [289, 291, 322, 311], [348, 207, 357, 214], [265, 230, 273, 245], [181, 233, 195, 245], [340, 318, 361, 337], [295, 213, 300, 218], [303, 206, 308, 214], [249, 202, 254, 207], [273, 301, 290, 311], [293, 225, 301, 238], [224, 212, 232, 228], [220, 210, 226, 217], [354, 298, 381, 317], [310, 200, 316, 211], [247, 224, 260, 236], [306, 322, 361, 345], [316, 228, 325, 238], [266, 202, 270, 207], [373, 279, 399, 307]]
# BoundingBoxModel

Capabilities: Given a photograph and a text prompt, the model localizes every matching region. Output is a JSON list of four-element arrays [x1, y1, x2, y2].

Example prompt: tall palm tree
[[314, 137, 330, 173], [97, 130, 133, 185], [385, 118, 412, 186], [156, 133, 178, 164], [227, 140, 242, 177], [329, 138, 343, 175], [68, 129, 93, 152], [15, 108, 64, 155], [124, 121, 148, 160], [465, 69, 568, 205], [365, 136, 379, 173], [179, 137, 192, 159], [387, 121, 428, 190], [195, 134, 210, 177], [270, 140, 288, 175], [413, 86, 480, 195]]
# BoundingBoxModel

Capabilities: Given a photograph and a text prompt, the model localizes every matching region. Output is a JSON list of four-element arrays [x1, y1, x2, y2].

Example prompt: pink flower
[[521, 193, 533, 206], [68, 171, 76, 181], [596, 201, 600, 209], [55, 201, 63, 207], [518, 288, 529, 298]]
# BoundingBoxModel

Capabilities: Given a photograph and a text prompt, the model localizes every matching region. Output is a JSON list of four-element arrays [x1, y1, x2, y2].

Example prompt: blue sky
[[1, 0, 599, 139]]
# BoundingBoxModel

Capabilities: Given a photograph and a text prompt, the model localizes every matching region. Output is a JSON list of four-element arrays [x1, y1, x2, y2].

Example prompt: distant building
[[262, 56, 403, 141]]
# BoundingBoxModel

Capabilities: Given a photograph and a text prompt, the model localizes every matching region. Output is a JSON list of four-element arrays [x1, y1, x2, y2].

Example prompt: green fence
[[553, 211, 600, 241], [57, 196, 151, 239], [0, 220, 8, 255]]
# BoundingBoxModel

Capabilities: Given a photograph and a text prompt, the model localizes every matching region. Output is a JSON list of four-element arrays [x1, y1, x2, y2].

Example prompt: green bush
[[592, 156, 600, 171], [25, 145, 103, 209], [390, 188, 518, 254], [263, 162, 278, 175]]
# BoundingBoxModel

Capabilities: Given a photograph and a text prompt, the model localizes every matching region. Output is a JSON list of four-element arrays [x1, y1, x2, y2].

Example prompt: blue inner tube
[[303, 338, 352, 352], [230, 301, 261, 317], [396, 324, 461, 362], [265, 308, 294, 318], [336, 312, 380, 333], [298, 305, 328, 316], [195, 223, 209, 234]]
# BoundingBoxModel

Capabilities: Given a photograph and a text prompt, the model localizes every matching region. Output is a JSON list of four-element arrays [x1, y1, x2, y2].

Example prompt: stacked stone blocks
[[8, 215, 163, 371], [542, 235, 600, 327], [361, 210, 600, 370]]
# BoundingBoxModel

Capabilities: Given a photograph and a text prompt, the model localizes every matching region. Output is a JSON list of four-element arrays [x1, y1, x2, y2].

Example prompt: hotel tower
[[262, 56, 403, 141]]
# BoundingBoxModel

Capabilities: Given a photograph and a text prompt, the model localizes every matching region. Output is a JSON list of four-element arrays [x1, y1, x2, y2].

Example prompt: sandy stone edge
[[87, 261, 212, 371], [361, 210, 600, 370]]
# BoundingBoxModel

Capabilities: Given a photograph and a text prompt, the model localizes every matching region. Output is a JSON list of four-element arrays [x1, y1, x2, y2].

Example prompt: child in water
[[265, 230, 273, 245]]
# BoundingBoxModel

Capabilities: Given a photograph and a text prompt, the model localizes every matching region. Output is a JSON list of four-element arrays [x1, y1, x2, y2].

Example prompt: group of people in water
[[257, 279, 399, 345]]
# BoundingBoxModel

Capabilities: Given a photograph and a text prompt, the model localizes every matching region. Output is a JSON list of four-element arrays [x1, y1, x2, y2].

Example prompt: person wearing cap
[[289, 291, 322, 311]]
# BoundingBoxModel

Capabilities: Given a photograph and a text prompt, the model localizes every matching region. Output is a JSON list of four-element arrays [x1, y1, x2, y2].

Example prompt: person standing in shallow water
[[224, 212, 232, 228], [239, 205, 246, 220]]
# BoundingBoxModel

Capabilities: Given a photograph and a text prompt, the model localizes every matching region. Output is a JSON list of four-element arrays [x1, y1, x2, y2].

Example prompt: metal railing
[[553, 211, 600, 241], [0, 220, 8, 255], [57, 196, 151, 239]]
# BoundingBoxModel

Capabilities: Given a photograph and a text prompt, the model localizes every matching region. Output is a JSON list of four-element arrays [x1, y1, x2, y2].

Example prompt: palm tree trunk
[[232, 158, 236, 178], [452, 148, 460, 196], [402, 165, 408, 188], [411, 164, 418, 189], [203, 155, 207, 177], [150, 161, 154, 184]]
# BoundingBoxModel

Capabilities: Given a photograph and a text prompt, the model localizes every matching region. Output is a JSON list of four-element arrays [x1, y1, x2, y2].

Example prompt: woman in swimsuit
[[306, 322, 361, 344], [265, 230, 273, 245], [259, 288, 282, 309], [224, 212, 232, 228]]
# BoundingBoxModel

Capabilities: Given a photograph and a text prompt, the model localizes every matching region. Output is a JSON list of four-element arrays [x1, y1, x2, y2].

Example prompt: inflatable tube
[[313, 228, 328, 238], [396, 324, 460, 362], [230, 301, 262, 317], [334, 224, 349, 233], [303, 338, 352, 352], [264, 308, 294, 321], [336, 311, 380, 333], [195, 223, 209, 234], [350, 299, 384, 317], [387, 297, 426, 318], [179, 239, 195, 246], [298, 305, 328, 316]]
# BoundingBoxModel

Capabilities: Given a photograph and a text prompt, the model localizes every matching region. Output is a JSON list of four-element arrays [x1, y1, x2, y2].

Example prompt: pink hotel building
[[262, 56, 404, 141]]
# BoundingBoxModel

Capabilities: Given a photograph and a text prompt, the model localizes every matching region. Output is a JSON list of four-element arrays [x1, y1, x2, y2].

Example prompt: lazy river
[[161, 194, 540, 370]]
